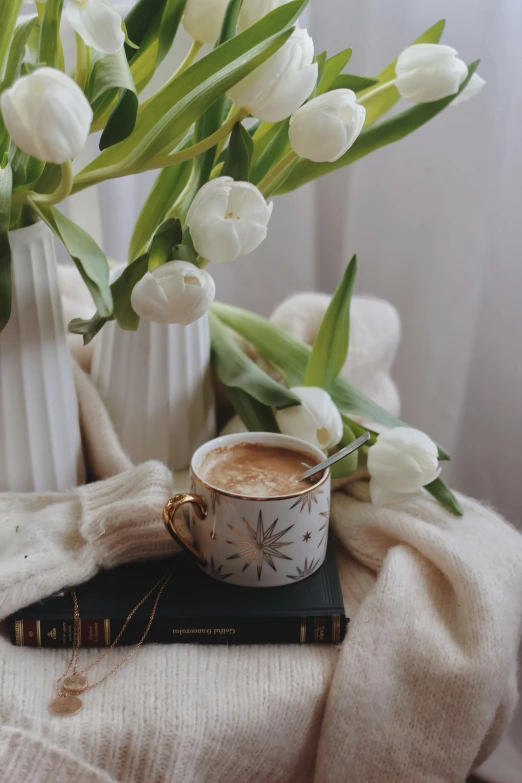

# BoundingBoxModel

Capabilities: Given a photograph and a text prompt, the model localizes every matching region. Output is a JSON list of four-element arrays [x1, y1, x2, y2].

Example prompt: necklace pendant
[[63, 674, 88, 694], [49, 695, 83, 716]]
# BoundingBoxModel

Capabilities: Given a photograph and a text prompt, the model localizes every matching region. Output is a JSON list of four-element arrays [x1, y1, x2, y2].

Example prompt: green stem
[[258, 150, 297, 195], [75, 34, 90, 91], [72, 108, 249, 192], [13, 161, 74, 206], [357, 79, 397, 105], [139, 40, 203, 115]]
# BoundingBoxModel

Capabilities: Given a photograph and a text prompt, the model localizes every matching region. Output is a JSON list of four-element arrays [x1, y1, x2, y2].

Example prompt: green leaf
[[0, 161, 12, 333], [316, 47, 352, 96], [186, 0, 244, 204], [33, 203, 113, 317], [304, 255, 357, 389], [128, 133, 194, 261], [38, 0, 64, 69], [125, 0, 185, 88], [87, 48, 139, 150], [112, 253, 149, 331], [79, 0, 307, 176], [225, 387, 280, 433], [0, 0, 24, 76], [330, 419, 358, 479], [209, 310, 300, 410], [211, 301, 451, 461], [124, 0, 165, 58], [148, 218, 182, 268], [68, 313, 108, 345], [157, 0, 187, 65], [425, 477, 463, 517], [277, 60, 479, 194], [1, 17, 38, 90], [222, 122, 254, 181], [310, 50, 327, 98], [358, 19, 445, 127], [330, 74, 379, 93], [250, 119, 290, 184]]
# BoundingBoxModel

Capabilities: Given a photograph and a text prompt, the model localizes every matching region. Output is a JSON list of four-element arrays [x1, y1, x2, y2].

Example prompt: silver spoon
[[300, 431, 371, 481]]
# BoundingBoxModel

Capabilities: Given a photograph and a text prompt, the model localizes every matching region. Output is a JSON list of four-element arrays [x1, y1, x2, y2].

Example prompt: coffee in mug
[[199, 442, 323, 497]]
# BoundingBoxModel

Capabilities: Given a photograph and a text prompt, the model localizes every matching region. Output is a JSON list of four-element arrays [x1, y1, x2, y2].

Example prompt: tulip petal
[[131, 272, 171, 323], [452, 72, 486, 105], [0, 67, 93, 163], [182, 0, 230, 44], [66, 0, 125, 55], [369, 480, 412, 506]]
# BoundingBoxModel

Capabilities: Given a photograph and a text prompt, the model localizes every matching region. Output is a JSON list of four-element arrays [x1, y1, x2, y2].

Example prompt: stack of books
[[9, 540, 347, 648]]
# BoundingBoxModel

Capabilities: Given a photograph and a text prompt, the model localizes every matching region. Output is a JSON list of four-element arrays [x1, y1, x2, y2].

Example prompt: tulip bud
[[66, 0, 125, 55], [182, 0, 230, 44], [367, 427, 441, 506], [130, 261, 216, 326], [274, 387, 343, 451], [238, 0, 295, 31], [289, 89, 366, 163], [395, 44, 468, 103], [0, 67, 93, 164], [228, 28, 318, 123], [186, 177, 273, 264], [452, 72, 486, 105]]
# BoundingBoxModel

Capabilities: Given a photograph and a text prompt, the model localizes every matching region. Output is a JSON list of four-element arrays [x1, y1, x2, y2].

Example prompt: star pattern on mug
[[316, 498, 330, 550], [290, 489, 324, 513], [209, 556, 232, 581], [209, 488, 233, 515], [226, 511, 294, 581], [303, 532, 312, 542], [287, 557, 320, 581]]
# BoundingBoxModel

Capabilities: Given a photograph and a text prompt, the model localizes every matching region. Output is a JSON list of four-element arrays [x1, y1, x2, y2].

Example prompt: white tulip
[[289, 89, 366, 163], [452, 72, 486, 105], [182, 0, 230, 44], [395, 44, 468, 103], [238, 0, 295, 31], [186, 177, 273, 264], [228, 28, 318, 122], [0, 67, 93, 164], [367, 427, 442, 506], [131, 261, 216, 326], [275, 387, 343, 451], [66, 0, 125, 55]]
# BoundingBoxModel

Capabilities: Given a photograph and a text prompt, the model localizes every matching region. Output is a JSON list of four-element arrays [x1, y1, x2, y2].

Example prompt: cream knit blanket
[[0, 280, 521, 783]]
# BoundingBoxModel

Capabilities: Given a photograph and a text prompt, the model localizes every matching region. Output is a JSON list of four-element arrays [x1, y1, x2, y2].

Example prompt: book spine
[[10, 614, 347, 648]]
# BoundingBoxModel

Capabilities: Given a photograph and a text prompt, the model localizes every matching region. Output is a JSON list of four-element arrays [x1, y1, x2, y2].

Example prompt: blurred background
[[24, 1, 520, 776]]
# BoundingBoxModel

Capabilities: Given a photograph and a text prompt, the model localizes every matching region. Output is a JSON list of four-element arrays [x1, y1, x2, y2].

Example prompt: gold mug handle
[[163, 493, 208, 566]]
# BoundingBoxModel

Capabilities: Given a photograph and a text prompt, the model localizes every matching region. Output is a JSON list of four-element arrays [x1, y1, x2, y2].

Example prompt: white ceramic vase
[[0, 221, 85, 492], [91, 315, 216, 472]]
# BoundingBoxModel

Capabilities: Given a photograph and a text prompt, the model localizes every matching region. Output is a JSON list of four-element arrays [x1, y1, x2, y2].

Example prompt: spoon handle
[[301, 432, 371, 480]]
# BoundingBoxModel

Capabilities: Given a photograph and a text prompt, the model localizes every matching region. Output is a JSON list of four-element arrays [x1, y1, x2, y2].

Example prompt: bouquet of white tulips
[[0, 0, 485, 514]]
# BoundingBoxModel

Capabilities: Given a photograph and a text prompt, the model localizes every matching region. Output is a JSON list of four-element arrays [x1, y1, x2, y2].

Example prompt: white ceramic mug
[[163, 432, 331, 588]]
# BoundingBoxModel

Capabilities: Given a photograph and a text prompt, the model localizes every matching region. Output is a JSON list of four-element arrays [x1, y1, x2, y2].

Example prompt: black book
[[9, 539, 347, 647]]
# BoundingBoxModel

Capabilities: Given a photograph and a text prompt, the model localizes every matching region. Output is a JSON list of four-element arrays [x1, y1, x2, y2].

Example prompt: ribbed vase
[[0, 221, 85, 492], [91, 315, 216, 472]]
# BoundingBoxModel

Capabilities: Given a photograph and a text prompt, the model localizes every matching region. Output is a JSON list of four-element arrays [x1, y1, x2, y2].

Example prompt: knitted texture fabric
[[0, 289, 521, 783]]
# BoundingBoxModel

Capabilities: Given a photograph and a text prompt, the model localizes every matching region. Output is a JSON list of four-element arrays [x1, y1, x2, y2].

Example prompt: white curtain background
[[51, 1, 522, 776]]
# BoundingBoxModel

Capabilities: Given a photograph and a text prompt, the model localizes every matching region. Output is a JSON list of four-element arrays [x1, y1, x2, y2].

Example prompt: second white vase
[[91, 315, 216, 472]]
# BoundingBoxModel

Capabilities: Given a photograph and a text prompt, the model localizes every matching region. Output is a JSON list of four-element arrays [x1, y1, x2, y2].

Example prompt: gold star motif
[[209, 488, 232, 515], [287, 557, 320, 581], [209, 557, 232, 581], [318, 498, 330, 549], [226, 511, 294, 581], [290, 489, 324, 513], [303, 532, 311, 542]]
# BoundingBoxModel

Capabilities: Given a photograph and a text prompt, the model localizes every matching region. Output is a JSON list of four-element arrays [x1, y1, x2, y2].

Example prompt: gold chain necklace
[[49, 571, 172, 716]]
